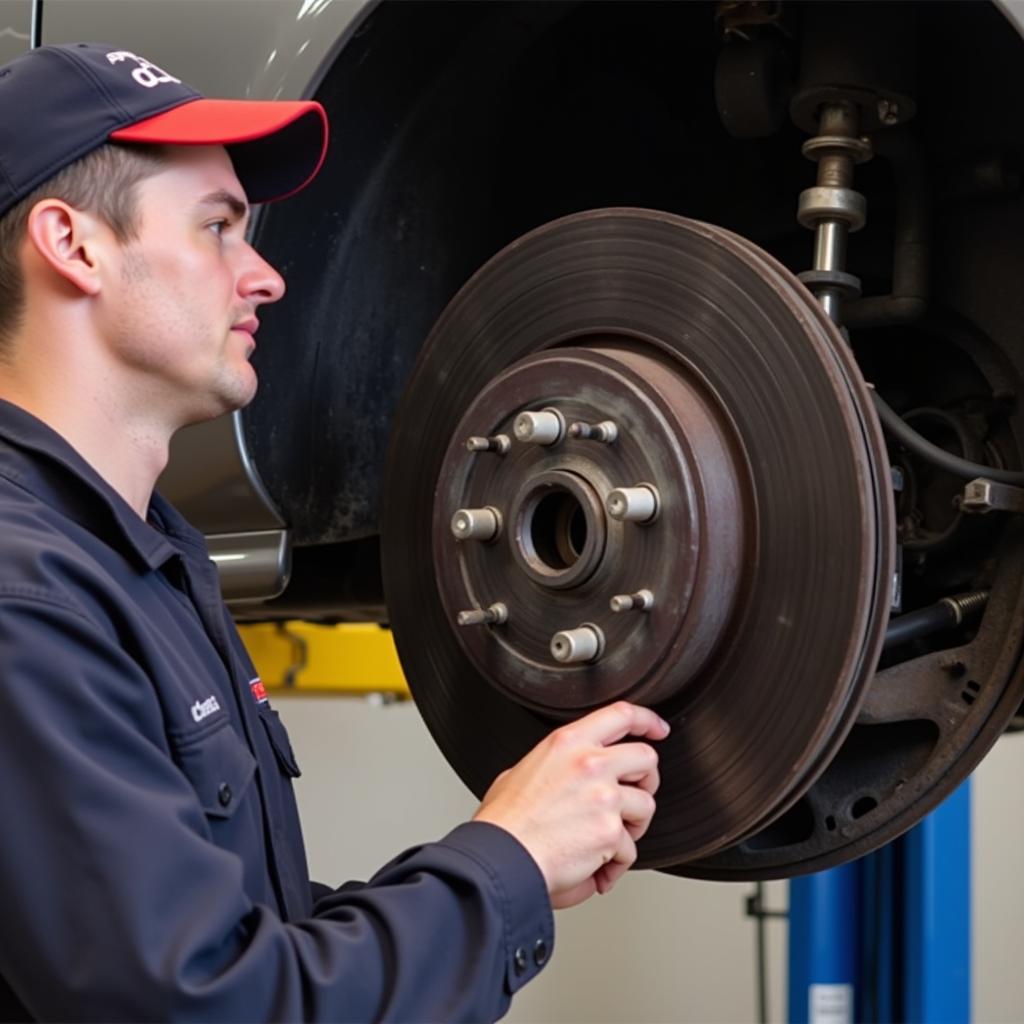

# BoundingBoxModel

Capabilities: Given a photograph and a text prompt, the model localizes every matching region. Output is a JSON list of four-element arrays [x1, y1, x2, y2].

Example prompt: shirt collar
[[0, 398, 207, 572]]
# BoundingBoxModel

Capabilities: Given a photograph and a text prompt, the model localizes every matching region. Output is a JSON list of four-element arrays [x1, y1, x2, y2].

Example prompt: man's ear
[[24, 199, 105, 297]]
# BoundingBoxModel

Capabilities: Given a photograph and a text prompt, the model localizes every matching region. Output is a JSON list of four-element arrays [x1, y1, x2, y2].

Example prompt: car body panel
[[0, 1, 30, 63], [34, 0, 373, 601]]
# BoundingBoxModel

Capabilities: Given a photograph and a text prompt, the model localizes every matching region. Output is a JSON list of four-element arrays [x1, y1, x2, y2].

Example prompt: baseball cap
[[0, 42, 328, 219]]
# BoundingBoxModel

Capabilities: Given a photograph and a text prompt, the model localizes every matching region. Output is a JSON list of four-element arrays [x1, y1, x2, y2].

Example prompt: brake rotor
[[381, 208, 893, 868]]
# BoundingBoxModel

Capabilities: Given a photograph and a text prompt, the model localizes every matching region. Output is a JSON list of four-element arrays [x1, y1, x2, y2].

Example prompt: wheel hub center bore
[[511, 469, 606, 589], [431, 342, 751, 713]]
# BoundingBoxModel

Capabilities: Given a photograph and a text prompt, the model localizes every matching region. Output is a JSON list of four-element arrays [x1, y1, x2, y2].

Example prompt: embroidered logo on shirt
[[249, 678, 268, 705], [190, 695, 221, 723]]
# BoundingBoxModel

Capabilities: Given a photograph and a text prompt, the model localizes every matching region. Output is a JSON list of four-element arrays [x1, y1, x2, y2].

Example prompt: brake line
[[871, 391, 1024, 486]]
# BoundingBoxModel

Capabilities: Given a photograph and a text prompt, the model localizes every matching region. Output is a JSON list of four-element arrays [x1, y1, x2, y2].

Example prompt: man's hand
[[472, 701, 670, 909]]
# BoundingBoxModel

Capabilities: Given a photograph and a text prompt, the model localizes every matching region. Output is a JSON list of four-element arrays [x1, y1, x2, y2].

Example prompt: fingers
[[569, 701, 671, 748], [609, 742, 661, 796], [476, 701, 668, 909], [595, 859, 631, 896], [595, 830, 638, 895], [618, 783, 658, 842]]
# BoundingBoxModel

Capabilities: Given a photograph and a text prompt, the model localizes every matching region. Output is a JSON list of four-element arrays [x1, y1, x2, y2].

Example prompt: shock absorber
[[796, 102, 872, 325]]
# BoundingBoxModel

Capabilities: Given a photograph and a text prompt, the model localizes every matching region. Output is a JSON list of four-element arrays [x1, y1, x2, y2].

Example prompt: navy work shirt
[[0, 400, 553, 1022]]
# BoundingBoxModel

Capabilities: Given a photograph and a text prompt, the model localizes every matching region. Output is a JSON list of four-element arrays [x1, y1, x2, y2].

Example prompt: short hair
[[0, 142, 167, 347]]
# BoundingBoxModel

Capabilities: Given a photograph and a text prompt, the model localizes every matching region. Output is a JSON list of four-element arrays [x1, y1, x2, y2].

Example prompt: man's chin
[[180, 372, 258, 428]]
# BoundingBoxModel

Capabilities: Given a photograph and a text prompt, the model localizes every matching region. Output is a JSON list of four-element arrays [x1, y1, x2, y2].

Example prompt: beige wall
[[972, 730, 1024, 1023]]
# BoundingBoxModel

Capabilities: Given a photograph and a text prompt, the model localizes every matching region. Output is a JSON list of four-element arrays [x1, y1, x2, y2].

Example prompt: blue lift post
[[787, 780, 971, 1023], [902, 781, 971, 1024], [788, 862, 859, 1024]]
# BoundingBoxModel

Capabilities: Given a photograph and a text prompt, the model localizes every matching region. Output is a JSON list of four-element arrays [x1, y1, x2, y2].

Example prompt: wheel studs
[[568, 420, 618, 443], [514, 409, 565, 445], [451, 506, 501, 541], [457, 602, 508, 626], [550, 624, 604, 664], [606, 485, 659, 523], [610, 589, 654, 613], [466, 434, 511, 454]]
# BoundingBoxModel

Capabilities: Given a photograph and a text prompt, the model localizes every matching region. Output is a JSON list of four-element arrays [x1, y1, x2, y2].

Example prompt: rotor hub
[[434, 344, 748, 712]]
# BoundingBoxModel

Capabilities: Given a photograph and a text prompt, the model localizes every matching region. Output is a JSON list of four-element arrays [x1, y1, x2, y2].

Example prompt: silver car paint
[[38, 0, 373, 600], [0, 1, 30, 64]]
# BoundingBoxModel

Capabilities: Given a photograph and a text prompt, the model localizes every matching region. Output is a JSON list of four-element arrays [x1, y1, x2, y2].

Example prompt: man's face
[[97, 144, 285, 426]]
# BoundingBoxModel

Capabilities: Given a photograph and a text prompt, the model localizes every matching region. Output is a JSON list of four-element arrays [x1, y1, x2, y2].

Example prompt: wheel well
[[243, 0, 1024, 614]]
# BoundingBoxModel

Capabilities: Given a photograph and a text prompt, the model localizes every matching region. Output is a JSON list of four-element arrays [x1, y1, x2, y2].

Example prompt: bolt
[[457, 602, 508, 626], [513, 409, 565, 445], [877, 98, 900, 126], [451, 506, 501, 541], [466, 434, 511, 454], [940, 589, 991, 625], [550, 624, 605, 664], [961, 478, 1024, 515], [609, 589, 654, 613], [568, 420, 618, 443], [606, 485, 659, 523]]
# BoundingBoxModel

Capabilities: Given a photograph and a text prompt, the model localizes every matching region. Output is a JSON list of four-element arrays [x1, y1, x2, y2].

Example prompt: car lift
[[787, 782, 971, 1024]]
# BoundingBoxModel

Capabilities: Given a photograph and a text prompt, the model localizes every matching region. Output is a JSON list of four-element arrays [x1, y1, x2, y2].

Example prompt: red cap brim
[[111, 97, 328, 203]]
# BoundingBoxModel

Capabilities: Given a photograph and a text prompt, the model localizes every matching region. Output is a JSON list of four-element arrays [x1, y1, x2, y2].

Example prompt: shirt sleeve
[[0, 594, 553, 1023]]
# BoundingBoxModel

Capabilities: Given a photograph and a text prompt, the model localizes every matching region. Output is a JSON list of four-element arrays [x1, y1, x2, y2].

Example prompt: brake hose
[[871, 391, 1024, 487]]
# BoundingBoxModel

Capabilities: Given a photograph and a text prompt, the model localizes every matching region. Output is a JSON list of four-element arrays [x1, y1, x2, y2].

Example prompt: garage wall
[[972, 730, 1024, 1023]]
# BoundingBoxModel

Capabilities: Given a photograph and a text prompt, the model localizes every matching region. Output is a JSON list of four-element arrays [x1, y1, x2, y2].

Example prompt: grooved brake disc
[[381, 209, 893, 869]]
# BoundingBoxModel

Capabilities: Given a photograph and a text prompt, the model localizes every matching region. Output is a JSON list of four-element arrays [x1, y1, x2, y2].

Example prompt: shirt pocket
[[171, 718, 257, 819], [258, 706, 302, 778]]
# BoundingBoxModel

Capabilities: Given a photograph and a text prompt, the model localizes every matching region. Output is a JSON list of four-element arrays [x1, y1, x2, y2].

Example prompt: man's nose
[[238, 246, 286, 305]]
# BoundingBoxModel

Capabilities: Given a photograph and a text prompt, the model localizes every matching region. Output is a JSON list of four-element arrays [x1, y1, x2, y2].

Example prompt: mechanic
[[0, 43, 669, 1022]]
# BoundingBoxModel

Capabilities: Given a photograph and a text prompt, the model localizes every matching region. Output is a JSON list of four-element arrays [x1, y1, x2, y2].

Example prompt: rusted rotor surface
[[433, 344, 748, 713], [382, 208, 893, 868]]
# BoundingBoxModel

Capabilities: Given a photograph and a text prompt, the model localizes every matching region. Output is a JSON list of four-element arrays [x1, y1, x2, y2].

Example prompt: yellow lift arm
[[238, 622, 410, 698]]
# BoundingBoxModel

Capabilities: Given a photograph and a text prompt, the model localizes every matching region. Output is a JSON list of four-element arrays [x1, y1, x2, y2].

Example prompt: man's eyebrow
[[198, 189, 249, 220]]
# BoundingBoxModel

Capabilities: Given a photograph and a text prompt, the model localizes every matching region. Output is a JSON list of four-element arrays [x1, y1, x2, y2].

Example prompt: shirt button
[[218, 783, 233, 807], [513, 947, 528, 976], [533, 938, 549, 966]]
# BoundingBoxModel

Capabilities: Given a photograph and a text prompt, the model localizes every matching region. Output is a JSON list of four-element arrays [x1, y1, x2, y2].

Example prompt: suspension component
[[796, 102, 870, 324], [883, 590, 990, 650], [960, 478, 1024, 515]]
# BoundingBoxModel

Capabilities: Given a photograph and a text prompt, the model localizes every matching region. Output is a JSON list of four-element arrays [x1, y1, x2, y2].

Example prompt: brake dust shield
[[381, 209, 893, 870]]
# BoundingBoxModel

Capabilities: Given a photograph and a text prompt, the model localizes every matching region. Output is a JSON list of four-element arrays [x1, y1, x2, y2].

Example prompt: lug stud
[[513, 409, 565, 445], [466, 434, 511, 454], [609, 589, 654, 613], [451, 506, 502, 541], [550, 624, 605, 664], [606, 485, 660, 523], [568, 420, 618, 443], [565, 419, 618, 444], [457, 602, 508, 626]]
